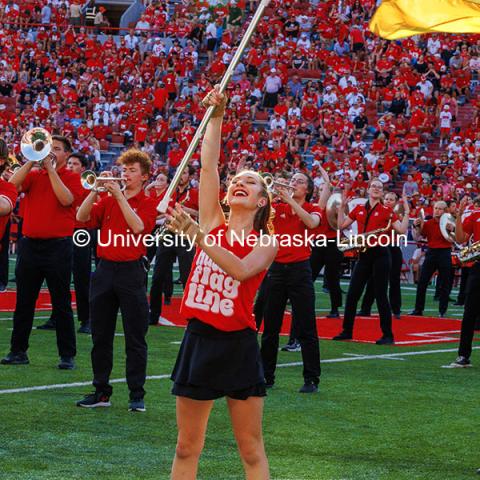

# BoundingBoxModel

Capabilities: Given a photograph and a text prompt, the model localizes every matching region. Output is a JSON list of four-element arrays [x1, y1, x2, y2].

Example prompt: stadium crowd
[[0, 0, 479, 226]]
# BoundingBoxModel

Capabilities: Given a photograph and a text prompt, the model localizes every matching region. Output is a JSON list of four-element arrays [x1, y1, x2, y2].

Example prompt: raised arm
[[392, 195, 410, 234], [199, 87, 227, 233]]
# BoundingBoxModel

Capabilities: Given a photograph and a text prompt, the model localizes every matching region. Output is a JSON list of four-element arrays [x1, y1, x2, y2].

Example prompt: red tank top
[[180, 224, 266, 331]]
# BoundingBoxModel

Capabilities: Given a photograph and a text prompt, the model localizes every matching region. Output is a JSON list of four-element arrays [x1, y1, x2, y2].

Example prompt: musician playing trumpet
[[448, 195, 480, 367], [409, 201, 452, 318], [332, 178, 409, 345]]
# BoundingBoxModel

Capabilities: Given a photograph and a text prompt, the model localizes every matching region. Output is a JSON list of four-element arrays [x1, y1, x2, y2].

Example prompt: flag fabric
[[369, 0, 480, 39]]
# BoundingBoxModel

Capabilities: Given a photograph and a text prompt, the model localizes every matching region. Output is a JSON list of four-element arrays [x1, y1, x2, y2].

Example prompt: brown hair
[[52, 135, 72, 153], [0, 139, 8, 160], [117, 148, 152, 175]]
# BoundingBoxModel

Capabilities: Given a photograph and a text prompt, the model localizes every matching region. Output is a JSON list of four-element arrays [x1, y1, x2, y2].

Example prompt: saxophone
[[338, 220, 392, 253], [458, 240, 480, 264]]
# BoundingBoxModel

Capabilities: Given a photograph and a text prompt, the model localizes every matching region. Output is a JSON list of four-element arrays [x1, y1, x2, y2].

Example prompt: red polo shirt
[[21, 166, 83, 239], [0, 179, 18, 240], [273, 202, 322, 264], [462, 211, 480, 243], [87, 190, 158, 262], [349, 201, 398, 247], [349, 201, 398, 233], [421, 218, 452, 249]]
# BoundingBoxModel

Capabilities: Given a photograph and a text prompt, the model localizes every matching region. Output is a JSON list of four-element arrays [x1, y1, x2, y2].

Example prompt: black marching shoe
[[448, 356, 472, 368], [37, 321, 56, 330], [1, 351, 29, 365], [164, 297, 171, 306], [375, 336, 395, 345], [408, 310, 423, 316], [78, 323, 91, 334], [77, 391, 111, 408], [332, 331, 352, 341], [357, 310, 371, 317], [58, 357, 75, 370], [128, 398, 146, 412], [393, 313, 401, 320], [299, 381, 318, 394], [453, 301, 464, 306], [439, 311, 447, 319], [326, 310, 340, 318]]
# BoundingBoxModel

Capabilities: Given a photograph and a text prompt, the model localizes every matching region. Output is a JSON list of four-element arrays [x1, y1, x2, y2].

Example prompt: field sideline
[[0, 273, 479, 479]]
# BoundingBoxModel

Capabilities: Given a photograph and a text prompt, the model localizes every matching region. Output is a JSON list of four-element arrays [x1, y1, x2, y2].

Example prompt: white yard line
[[1, 346, 477, 395]]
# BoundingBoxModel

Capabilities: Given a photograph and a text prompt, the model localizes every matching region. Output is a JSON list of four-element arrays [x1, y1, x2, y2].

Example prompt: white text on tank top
[[184, 250, 241, 316]]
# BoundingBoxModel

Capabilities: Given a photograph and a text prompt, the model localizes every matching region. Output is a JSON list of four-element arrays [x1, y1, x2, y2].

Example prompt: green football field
[[0, 270, 478, 480]]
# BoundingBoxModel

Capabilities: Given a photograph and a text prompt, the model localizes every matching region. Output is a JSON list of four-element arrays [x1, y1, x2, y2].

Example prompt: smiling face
[[227, 171, 267, 211]]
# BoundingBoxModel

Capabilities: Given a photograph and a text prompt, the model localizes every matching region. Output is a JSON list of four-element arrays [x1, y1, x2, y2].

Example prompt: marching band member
[[448, 196, 480, 367], [1, 136, 81, 369], [167, 88, 277, 479], [41, 152, 93, 333], [310, 169, 344, 319], [358, 192, 404, 319], [333, 179, 409, 344], [75, 149, 157, 412], [260, 171, 322, 393], [409, 201, 452, 318]]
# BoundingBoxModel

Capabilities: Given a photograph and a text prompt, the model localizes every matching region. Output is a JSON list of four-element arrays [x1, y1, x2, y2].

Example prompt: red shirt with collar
[[273, 202, 322, 263], [421, 218, 452, 249], [0, 179, 18, 240], [87, 190, 157, 261], [349, 201, 398, 245], [462, 211, 480, 243], [21, 166, 83, 239]]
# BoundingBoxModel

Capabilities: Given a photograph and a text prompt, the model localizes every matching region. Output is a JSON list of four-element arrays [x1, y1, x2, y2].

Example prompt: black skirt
[[171, 319, 266, 401]]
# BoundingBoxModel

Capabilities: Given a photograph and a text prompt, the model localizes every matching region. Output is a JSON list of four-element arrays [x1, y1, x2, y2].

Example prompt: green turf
[[0, 271, 478, 480]]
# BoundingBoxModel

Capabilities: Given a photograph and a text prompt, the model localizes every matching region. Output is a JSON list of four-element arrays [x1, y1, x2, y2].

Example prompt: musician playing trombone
[[448, 195, 480, 368], [332, 178, 409, 345]]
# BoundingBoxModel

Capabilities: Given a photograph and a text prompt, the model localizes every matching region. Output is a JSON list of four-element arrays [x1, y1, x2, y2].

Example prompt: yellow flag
[[369, 0, 480, 39]]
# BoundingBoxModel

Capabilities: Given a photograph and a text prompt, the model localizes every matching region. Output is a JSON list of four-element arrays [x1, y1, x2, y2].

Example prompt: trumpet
[[458, 240, 480, 264], [262, 173, 295, 197], [20, 128, 56, 168], [81, 170, 126, 192], [337, 220, 392, 253]]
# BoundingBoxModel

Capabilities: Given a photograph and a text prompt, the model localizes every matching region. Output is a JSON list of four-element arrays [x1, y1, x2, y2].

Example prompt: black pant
[[360, 246, 403, 315], [456, 267, 470, 304], [0, 220, 10, 286], [11, 237, 76, 357], [342, 247, 393, 337], [414, 248, 452, 314], [260, 260, 321, 385], [90, 259, 149, 399], [310, 241, 343, 311], [149, 239, 194, 322], [458, 262, 480, 359], [72, 239, 92, 325]]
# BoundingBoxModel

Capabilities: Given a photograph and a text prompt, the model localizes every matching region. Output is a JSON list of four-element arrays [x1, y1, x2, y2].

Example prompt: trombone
[[81, 170, 126, 192], [20, 128, 56, 168]]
